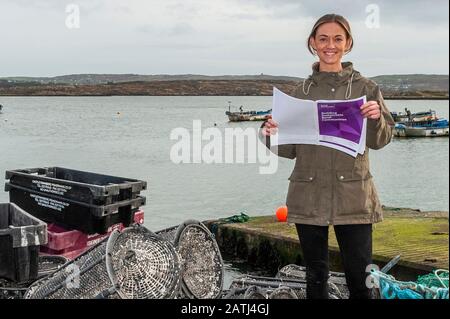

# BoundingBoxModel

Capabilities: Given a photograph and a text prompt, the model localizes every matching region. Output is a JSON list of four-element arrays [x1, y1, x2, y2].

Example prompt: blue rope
[[371, 269, 449, 299]]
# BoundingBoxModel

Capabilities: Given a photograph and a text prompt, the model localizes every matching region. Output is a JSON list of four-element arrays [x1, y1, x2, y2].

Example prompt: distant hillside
[[1, 73, 448, 90], [372, 74, 449, 92], [0, 74, 448, 98], [0, 80, 295, 96], [1, 74, 300, 85]]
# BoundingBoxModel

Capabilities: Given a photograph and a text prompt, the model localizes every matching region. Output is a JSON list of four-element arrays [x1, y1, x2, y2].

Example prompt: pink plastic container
[[40, 210, 144, 260]]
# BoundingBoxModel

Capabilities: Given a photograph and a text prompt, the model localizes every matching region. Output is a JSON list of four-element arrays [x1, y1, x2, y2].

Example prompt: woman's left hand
[[360, 101, 381, 120]]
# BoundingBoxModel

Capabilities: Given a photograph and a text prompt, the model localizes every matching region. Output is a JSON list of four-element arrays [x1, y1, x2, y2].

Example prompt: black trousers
[[295, 223, 373, 299]]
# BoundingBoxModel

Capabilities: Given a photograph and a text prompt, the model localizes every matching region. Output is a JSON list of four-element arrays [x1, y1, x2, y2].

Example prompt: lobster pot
[[36, 256, 68, 279], [243, 286, 267, 299], [276, 264, 349, 299], [155, 225, 179, 243], [24, 239, 113, 299], [106, 227, 182, 299], [174, 220, 224, 299], [0, 279, 30, 300], [225, 274, 307, 299], [25, 226, 182, 299], [224, 285, 299, 299], [0, 256, 68, 300], [268, 286, 299, 299]]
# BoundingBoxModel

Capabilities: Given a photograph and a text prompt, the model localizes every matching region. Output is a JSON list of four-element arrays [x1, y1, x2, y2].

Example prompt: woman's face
[[310, 22, 351, 70]]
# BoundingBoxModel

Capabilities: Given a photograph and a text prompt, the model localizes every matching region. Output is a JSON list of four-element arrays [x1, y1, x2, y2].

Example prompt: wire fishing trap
[[276, 264, 350, 299], [24, 226, 182, 299], [173, 220, 224, 299]]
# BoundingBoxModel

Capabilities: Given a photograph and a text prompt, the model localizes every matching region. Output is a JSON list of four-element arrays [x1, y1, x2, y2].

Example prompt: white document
[[270, 87, 367, 157], [271, 88, 319, 146]]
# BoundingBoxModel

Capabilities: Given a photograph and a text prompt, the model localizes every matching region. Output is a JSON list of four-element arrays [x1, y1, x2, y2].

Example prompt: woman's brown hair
[[307, 14, 354, 55]]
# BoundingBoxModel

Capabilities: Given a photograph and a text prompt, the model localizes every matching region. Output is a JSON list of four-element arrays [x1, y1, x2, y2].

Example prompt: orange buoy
[[276, 206, 288, 222]]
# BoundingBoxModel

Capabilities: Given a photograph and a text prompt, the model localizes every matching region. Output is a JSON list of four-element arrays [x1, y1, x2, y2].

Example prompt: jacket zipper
[[329, 88, 336, 225], [330, 151, 335, 225]]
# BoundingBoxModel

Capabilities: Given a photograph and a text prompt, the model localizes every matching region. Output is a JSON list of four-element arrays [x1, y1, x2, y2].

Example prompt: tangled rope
[[371, 269, 449, 299]]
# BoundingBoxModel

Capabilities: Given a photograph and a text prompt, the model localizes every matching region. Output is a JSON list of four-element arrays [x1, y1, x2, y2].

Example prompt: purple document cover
[[317, 99, 365, 144]]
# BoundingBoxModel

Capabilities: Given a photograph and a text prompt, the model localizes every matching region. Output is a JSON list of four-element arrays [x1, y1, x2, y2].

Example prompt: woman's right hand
[[261, 118, 279, 136]]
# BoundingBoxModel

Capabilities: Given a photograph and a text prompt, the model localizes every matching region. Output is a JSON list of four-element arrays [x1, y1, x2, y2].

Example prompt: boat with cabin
[[391, 108, 449, 138], [225, 102, 271, 122]]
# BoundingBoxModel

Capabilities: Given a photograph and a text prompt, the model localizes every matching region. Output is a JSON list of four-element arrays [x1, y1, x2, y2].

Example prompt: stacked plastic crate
[[0, 203, 48, 283], [5, 167, 147, 260]]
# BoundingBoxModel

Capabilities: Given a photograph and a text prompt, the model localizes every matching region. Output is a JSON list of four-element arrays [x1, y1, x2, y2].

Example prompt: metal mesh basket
[[155, 225, 179, 243], [226, 274, 306, 299], [243, 285, 268, 299], [276, 264, 349, 299], [1, 256, 68, 299], [174, 220, 224, 299], [0, 278, 29, 299], [106, 226, 181, 299], [268, 286, 299, 299], [24, 238, 114, 299], [25, 225, 182, 299], [37, 256, 69, 279]]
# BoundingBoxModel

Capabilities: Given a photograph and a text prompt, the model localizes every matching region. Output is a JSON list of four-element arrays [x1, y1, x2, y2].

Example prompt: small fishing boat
[[225, 103, 271, 122], [226, 109, 272, 122], [392, 108, 449, 138], [394, 123, 449, 137], [391, 109, 438, 123]]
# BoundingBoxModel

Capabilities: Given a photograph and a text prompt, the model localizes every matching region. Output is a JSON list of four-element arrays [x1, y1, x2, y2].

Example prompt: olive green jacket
[[264, 62, 395, 226]]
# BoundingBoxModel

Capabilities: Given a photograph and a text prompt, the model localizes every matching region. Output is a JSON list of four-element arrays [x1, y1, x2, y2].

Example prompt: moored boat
[[392, 108, 449, 138], [391, 108, 438, 123], [394, 123, 449, 137], [225, 102, 271, 122], [226, 109, 271, 122]]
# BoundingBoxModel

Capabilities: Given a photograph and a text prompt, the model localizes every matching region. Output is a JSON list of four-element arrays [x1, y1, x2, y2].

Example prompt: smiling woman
[[261, 13, 396, 300]]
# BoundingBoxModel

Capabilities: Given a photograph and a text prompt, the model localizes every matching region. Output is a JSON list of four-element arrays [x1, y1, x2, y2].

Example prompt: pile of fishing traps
[[23, 221, 224, 299], [223, 264, 350, 299], [6, 221, 358, 300]]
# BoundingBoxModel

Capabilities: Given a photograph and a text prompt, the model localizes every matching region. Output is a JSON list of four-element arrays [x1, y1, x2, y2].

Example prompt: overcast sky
[[0, 0, 448, 77]]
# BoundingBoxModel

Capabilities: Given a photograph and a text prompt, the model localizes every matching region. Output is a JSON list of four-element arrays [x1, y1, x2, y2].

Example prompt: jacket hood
[[310, 61, 362, 84], [302, 62, 363, 99]]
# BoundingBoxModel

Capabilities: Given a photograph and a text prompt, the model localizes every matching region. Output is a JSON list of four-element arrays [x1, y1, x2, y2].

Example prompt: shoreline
[[0, 94, 448, 100]]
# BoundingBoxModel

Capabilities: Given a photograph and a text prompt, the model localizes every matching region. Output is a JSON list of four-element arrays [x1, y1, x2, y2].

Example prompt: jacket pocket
[[286, 170, 318, 217], [334, 169, 374, 217]]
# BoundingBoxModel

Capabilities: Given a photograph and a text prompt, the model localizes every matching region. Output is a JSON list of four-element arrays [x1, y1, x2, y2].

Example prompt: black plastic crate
[[0, 203, 47, 283], [5, 167, 147, 205], [6, 183, 146, 235]]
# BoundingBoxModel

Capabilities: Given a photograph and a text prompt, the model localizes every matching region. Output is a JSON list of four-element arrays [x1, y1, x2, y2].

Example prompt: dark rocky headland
[[0, 74, 448, 99]]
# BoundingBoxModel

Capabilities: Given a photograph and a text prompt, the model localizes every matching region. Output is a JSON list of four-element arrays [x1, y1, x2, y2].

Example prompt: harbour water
[[0, 96, 448, 234]]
